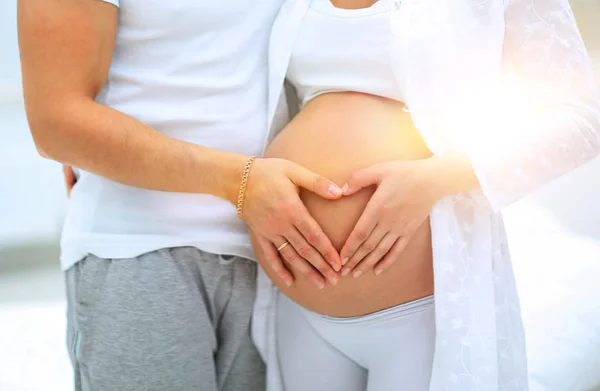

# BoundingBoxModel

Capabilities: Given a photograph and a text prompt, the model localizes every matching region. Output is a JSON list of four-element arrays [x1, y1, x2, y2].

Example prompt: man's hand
[[242, 158, 343, 289]]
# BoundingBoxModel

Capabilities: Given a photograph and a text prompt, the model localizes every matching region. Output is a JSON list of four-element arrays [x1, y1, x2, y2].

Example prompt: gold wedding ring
[[277, 242, 289, 252]]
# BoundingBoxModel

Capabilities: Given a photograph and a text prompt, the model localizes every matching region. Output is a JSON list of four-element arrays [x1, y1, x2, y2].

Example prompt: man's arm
[[18, 0, 344, 285], [18, 0, 245, 203]]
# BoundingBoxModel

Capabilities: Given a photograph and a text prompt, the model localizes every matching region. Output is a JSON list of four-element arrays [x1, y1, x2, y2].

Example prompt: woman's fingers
[[339, 192, 382, 264], [257, 235, 294, 287], [286, 226, 339, 285], [350, 232, 399, 278], [286, 162, 343, 200], [63, 165, 77, 197], [373, 236, 411, 276], [341, 223, 387, 276], [341, 165, 384, 196]]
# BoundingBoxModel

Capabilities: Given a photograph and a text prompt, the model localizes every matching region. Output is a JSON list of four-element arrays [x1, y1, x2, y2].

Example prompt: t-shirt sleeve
[[99, 0, 119, 7]]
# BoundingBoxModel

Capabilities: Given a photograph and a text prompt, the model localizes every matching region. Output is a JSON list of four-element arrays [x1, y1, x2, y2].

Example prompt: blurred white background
[[0, 1, 599, 391]]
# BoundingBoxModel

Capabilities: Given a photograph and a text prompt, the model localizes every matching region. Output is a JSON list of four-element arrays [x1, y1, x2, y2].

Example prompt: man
[[17, 0, 343, 390]]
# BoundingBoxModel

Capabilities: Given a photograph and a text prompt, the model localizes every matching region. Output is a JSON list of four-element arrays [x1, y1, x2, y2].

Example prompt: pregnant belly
[[252, 92, 434, 317]]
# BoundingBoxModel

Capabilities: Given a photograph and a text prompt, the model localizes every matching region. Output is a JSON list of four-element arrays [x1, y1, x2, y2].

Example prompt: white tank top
[[287, 0, 406, 108]]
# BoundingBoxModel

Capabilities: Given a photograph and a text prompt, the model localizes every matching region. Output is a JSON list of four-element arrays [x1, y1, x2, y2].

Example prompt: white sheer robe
[[252, 0, 600, 390]]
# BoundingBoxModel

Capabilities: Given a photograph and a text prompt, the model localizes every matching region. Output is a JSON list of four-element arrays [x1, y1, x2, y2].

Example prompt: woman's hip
[[276, 292, 436, 390], [278, 293, 436, 367]]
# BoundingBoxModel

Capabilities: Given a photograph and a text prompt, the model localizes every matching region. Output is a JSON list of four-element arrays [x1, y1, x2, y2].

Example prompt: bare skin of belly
[[251, 92, 434, 317]]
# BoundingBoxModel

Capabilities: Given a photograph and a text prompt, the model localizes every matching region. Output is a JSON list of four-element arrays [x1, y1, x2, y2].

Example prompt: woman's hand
[[242, 158, 344, 289], [63, 165, 77, 197], [339, 158, 443, 278]]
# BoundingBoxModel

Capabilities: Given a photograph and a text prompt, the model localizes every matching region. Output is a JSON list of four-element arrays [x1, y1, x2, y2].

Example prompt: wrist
[[422, 153, 481, 199], [214, 152, 249, 205]]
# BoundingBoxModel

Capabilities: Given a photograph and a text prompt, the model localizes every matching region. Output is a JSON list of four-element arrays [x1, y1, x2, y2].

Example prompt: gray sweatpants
[[65, 247, 265, 391]]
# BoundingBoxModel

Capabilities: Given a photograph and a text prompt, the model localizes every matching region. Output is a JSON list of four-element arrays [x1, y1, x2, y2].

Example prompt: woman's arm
[[18, 0, 343, 284], [340, 0, 600, 273], [451, 0, 600, 210], [412, 0, 600, 208]]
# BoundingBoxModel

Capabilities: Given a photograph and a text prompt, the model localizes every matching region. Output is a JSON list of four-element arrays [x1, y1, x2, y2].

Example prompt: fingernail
[[330, 262, 340, 272], [341, 268, 350, 277], [375, 269, 383, 276], [341, 257, 349, 266], [285, 278, 293, 287], [341, 183, 349, 194], [328, 184, 342, 196], [314, 279, 325, 289], [353, 270, 363, 279], [329, 276, 339, 285]]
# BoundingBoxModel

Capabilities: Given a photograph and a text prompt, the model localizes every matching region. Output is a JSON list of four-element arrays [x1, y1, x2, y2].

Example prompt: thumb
[[287, 164, 343, 200], [342, 165, 383, 196]]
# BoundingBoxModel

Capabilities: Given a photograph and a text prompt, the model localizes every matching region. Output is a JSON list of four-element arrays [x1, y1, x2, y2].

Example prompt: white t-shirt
[[60, 0, 284, 270]]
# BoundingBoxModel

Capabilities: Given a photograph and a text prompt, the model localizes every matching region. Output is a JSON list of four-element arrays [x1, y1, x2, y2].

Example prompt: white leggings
[[276, 294, 436, 391]]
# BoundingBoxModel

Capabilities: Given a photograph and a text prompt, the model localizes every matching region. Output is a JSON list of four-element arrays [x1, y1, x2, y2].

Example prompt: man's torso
[[61, 0, 284, 269]]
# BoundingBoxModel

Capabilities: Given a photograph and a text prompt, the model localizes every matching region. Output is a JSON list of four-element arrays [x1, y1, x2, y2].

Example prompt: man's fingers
[[258, 236, 294, 287], [278, 238, 327, 289], [373, 236, 411, 276], [286, 227, 339, 286], [287, 163, 343, 200], [293, 205, 341, 271]]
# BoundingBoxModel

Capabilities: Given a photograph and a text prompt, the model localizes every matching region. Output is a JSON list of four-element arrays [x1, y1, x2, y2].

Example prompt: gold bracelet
[[236, 156, 256, 220]]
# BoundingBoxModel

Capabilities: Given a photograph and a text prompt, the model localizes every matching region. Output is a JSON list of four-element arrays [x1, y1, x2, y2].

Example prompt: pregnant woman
[[245, 0, 600, 390]]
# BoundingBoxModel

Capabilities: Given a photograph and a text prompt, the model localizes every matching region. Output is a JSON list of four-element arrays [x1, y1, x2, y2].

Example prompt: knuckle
[[284, 253, 300, 267], [377, 244, 390, 255], [297, 245, 313, 259], [277, 271, 290, 281], [311, 176, 321, 191], [365, 253, 380, 265], [293, 216, 306, 229], [345, 246, 359, 257], [362, 241, 377, 253], [355, 230, 369, 242], [304, 270, 320, 281], [305, 231, 322, 246], [269, 258, 283, 272], [374, 248, 388, 259]]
